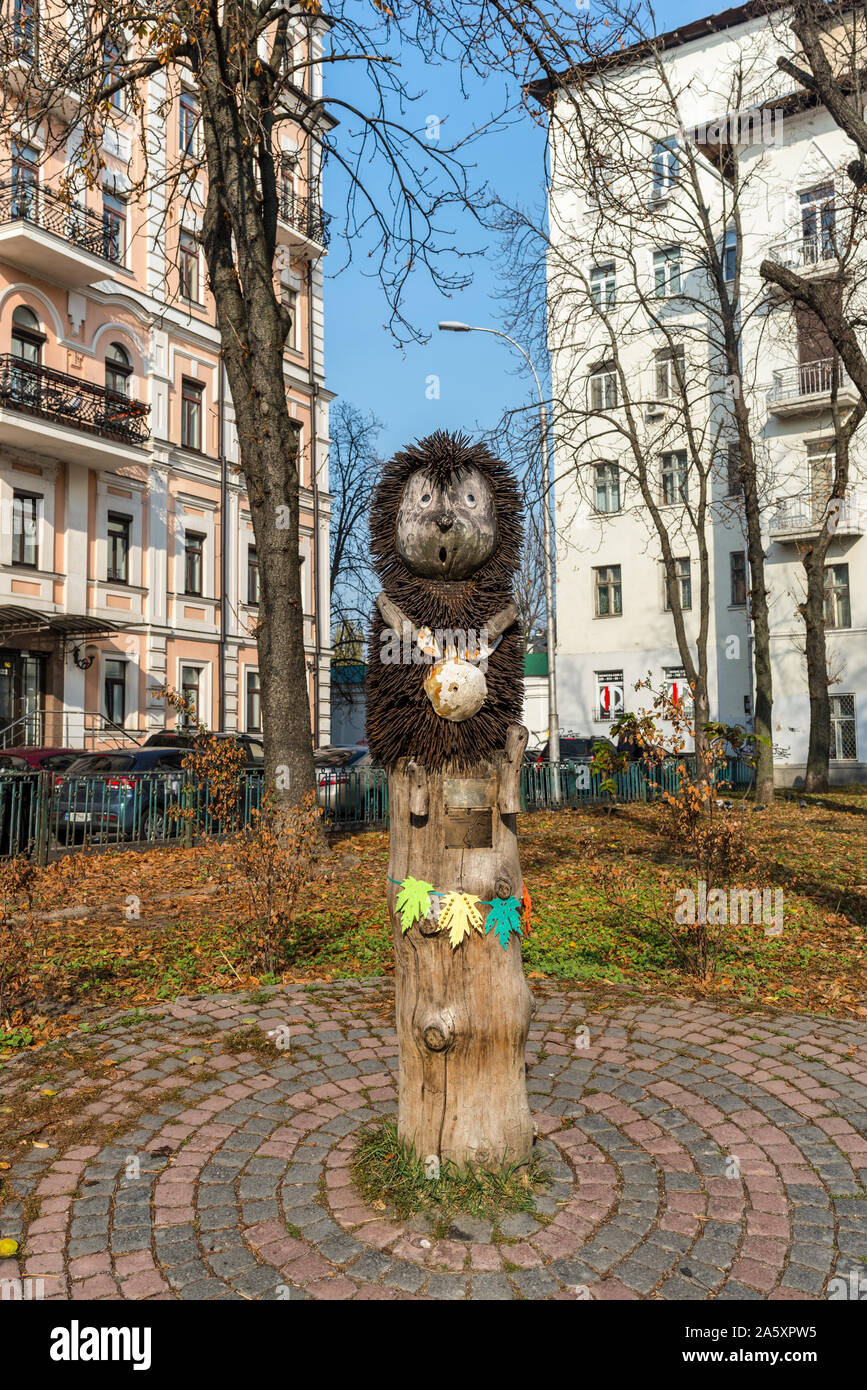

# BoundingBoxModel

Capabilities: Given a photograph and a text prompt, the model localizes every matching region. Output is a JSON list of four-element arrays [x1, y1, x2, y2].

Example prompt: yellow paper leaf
[[0, 1239, 18, 1256], [439, 892, 483, 950], [0, 1162, 10, 1170], [42, 1088, 58, 1096]]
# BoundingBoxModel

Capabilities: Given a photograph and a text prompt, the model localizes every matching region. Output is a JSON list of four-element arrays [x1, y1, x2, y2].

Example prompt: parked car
[[52, 748, 187, 844], [533, 736, 617, 763], [314, 746, 376, 823], [142, 730, 264, 768], [3, 747, 82, 772]]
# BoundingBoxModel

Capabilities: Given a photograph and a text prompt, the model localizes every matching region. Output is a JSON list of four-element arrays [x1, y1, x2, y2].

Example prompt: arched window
[[105, 342, 132, 396], [11, 305, 43, 364]]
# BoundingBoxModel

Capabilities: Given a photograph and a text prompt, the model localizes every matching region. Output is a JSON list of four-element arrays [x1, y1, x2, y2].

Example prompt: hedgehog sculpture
[[366, 431, 524, 769]]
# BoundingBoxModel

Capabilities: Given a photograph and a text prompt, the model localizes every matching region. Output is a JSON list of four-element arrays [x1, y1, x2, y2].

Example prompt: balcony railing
[[0, 180, 121, 264], [768, 357, 853, 404], [0, 356, 150, 446], [769, 490, 864, 537], [278, 190, 330, 247], [767, 233, 838, 271]]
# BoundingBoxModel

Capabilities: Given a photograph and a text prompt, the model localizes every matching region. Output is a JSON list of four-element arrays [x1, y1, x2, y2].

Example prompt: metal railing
[[767, 233, 838, 271], [0, 710, 148, 751], [278, 190, 330, 247], [0, 354, 150, 446], [768, 357, 853, 404], [0, 180, 121, 264], [0, 758, 757, 860], [769, 490, 864, 536]]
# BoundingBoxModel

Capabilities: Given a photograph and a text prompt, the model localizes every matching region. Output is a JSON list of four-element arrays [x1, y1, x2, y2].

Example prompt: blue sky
[[323, 2, 701, 461]]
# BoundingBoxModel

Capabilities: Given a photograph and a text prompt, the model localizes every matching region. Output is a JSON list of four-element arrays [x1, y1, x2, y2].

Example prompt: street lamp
[[438, 320, 560, 765]]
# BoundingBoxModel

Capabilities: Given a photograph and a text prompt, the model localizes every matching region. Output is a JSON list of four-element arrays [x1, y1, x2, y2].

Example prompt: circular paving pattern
[[1, 980, 866, 1300]]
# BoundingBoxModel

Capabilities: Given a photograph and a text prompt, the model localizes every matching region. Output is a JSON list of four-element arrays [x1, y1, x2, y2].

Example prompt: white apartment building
[[0, 5, 332, 751], [535, 3, 866, 785]]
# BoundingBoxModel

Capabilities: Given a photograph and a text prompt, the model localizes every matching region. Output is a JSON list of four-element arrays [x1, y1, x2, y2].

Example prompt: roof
[[527, 1, 789, 100], [0, 607, 124, 641]]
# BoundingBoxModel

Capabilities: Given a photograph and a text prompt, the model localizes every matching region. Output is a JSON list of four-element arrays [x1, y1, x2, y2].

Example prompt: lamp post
[[438, 321, 560, 765]]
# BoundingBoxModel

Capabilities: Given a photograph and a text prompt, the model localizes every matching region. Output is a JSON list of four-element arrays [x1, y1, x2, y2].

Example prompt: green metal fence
[[0, 757, 755, 859]]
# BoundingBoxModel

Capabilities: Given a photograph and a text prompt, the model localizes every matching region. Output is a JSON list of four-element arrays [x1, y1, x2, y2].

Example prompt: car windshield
[[65, 755, 136, 774], [315, 749, 356, 769]]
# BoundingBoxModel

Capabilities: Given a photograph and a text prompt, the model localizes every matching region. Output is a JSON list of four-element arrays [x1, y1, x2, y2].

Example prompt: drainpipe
[[218, 357, 228, 731], [306, 62, 322, 747]]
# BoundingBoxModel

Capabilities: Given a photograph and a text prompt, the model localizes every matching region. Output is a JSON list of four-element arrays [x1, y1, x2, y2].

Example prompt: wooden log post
[[386, 723, 534, 1168]]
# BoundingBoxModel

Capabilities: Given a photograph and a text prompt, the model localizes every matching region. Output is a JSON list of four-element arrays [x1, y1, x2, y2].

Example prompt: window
[[661, 450, 688, 504], [184, 531, 205, 596], [13, 0, 38, 61], [12, 491, 39, 567], [824, 563, 851, 629], [10, 142, 38, 219], [279, 155, 297, 220], [830, 693, 856, 760], [246, 669, 262, 732], [730, 551, 747, 606], [179, 666, 201, 728], [179, 229, 200, 302], [181, 378, 203, 450], [652, 137, 679, 193], [723, 225, 737, 283], [654, 246, 682, 296], [105, 343, 132, 397], [589, 362, 617, 411], [590, 263, 616, 308], [726, 443, 743, 496], [11, 304, 42, 364], [807, 439, 834, 521], [179, 92, 198, 155], [247, 545, 260, 605], [594, 564, 622, 617], [596, 670, 624, 722], [107, 513, 131, 584], [594, 462, 621, 514], [664, 666, 694, 717], [104, 660, 126, 725], [800, 183, 835, 262], [281, 284, 297, 348], [664, 558, 692, 611], [655, 346, 684, 399], [103, 41, 125, 110], [102, 190, 126, 263]]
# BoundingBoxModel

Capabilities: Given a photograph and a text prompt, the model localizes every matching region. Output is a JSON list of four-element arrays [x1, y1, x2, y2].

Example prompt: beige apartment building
[[0, 3, 333, 750]]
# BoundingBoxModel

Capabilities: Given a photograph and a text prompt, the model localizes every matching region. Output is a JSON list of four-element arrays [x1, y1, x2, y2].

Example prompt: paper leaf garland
[[395, 876, 434, 933], [439, 892, 484, 949], [484, 896, 523, 950]]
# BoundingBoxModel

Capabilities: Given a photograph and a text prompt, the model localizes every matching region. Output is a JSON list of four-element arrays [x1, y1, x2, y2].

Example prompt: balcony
[[277, 191, 330, 255], [0, 182, 122, 287], [4, 21, 81, 125], [766, 234, 841, 281], [767, 358, 860, 417], [0, 356, 150, 467], [769, 490, 864, 542]]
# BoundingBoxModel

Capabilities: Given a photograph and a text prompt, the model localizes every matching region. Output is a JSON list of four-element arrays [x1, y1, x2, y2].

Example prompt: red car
[[0, 747, 82, 772]]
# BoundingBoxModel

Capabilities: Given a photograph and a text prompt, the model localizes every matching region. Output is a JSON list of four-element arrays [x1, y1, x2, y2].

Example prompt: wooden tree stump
[[386, 723, 534, 1168]]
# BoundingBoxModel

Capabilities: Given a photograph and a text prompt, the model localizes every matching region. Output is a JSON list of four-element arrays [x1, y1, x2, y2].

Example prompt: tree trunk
[[386, 725, 534, 1168], [801, 547, 832, 793], [739, 478, 778, 806]]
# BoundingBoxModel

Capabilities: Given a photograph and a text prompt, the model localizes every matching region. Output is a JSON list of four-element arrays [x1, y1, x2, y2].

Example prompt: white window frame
[[830, 693, 856, 760]]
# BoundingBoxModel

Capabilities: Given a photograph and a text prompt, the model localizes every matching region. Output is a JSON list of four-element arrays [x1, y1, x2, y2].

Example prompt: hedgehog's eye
[[465, 492, 477, 507], [420, 491, 432, 506]]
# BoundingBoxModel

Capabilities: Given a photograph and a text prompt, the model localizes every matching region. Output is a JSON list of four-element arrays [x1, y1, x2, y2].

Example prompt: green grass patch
[[351, 1118, 549, 1232], [223, 1024, 278, 1056]]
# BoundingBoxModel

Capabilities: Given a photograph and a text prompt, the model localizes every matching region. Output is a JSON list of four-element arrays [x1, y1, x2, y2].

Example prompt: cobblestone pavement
[[2, 980, 866, 1302]]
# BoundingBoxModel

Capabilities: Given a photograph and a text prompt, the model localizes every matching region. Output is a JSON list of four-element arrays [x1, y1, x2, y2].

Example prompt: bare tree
[[328, 400, 381, 640], [519, 22, 790, 791], [756, 0, 867, 788]]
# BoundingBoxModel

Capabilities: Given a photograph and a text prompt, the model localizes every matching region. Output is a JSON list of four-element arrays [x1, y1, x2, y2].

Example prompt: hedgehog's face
[[395, 465, 498, 580]]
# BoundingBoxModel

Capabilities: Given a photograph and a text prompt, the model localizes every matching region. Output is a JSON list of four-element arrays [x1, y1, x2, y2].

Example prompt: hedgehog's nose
[[436, 514, 454, 532]]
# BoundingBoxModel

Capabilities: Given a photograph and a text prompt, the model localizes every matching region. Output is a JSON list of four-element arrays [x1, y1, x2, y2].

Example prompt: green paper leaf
[[484, 896, 523, 950], [395, 876, 435, 933]]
